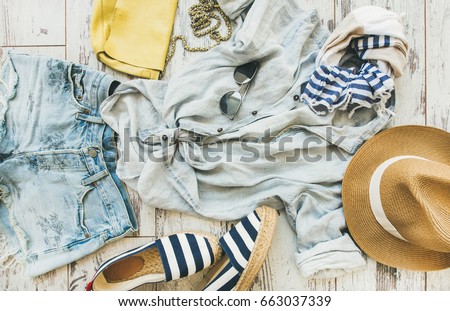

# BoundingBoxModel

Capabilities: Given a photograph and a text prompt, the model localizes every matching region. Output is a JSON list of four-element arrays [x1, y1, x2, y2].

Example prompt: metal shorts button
[[88, 149, 98, 158], [76, 95, 83, 101], [84, 233, 90, 238]]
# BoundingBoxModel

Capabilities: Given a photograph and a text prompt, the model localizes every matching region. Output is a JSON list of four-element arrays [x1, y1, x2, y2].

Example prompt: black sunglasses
[[220, 61, 259, 120]]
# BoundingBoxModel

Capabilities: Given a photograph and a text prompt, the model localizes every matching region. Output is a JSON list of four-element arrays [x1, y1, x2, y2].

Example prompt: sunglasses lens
[[220, 91, 242, 118], [234, 61, 258, 85], [220, 61, 258, 119]]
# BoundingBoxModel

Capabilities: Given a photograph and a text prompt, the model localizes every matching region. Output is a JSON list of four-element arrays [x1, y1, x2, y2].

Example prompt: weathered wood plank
[[424, 0, 450, 291], [336, 258, 377, 290], [376, 265, 427, 290], [0, 46, 65, 59], [426, 0, 450, 131], [426, 270, 450, 290], [0, 264, 68, 290], [155, 209, 226, 238], [65, 0, 97, 67], [336, 0, 427, 291], [0, 0, 65, 46]]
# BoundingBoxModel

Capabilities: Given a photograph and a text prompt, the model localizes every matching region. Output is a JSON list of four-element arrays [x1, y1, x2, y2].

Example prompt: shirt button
[[252, 111, 257, 115], [88, 149, 98, 158], [217, 128, 223, 133], [162, 135, 168, 141], [293, 95, 300, 101]]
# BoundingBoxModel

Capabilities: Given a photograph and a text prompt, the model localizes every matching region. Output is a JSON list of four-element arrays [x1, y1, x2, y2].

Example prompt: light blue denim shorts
[[0, 51, 137, 277]]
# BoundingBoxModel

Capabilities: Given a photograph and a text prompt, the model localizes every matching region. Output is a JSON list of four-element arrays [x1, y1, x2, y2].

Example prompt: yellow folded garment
[[91, 0, 178, 79]]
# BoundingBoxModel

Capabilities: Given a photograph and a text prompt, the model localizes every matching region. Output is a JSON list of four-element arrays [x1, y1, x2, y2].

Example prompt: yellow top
[[91, 0, 178, 79]]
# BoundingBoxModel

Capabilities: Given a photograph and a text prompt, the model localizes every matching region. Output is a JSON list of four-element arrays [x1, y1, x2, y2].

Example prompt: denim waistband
[[70, 64, 112, 114]]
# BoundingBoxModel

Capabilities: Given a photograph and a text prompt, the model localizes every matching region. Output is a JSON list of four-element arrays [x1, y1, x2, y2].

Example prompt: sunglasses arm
[[239, 81, 252, 101]]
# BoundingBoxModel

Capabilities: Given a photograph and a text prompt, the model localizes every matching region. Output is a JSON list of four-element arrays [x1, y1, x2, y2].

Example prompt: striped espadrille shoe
[[86, 232, 221, 291], [196, 206, 278, 291]]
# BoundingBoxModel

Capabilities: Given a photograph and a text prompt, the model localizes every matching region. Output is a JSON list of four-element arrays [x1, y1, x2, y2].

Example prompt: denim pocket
[[0, 151, 111, 255], [76, 184, 96, 237]]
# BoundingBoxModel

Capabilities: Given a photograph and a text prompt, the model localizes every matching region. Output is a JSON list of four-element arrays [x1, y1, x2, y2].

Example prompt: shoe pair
[[86, 206, 278, 291]]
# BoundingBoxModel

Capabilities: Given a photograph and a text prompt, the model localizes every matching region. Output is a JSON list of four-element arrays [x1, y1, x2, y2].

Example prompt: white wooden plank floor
[[0, 0, 449, 291]]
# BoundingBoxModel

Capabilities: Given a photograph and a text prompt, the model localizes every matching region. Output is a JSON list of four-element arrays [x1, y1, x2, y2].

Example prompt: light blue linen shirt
[[101, 0, 394, 278]]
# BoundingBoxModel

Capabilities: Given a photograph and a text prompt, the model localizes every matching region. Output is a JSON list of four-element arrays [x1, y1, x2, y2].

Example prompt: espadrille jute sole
[[233, 206, 278, 291]]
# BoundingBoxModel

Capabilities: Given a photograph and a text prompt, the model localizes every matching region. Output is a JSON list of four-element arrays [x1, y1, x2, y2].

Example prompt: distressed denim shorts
[[0, 51, 137, 277]]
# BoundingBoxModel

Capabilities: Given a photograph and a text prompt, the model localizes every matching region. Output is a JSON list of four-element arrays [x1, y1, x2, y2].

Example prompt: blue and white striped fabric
[[302, 34, 399, 117], [350, 35, 395, 58], [89, 233, 215, 285], [156, 233, 215, 281], [350, 35, 406, 66], [301, 62, 394, 116], [203, 210, 261, 291]]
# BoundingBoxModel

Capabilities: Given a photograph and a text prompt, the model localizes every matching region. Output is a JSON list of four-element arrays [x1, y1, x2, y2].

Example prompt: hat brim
[[342, 125, 450, 271]]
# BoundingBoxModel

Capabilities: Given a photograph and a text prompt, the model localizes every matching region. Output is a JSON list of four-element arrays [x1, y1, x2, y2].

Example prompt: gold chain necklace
[[163, 0, 233, 76]]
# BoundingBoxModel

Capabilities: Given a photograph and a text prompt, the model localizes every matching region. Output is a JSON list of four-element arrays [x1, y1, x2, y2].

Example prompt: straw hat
[[342, 125, 450, 271]]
